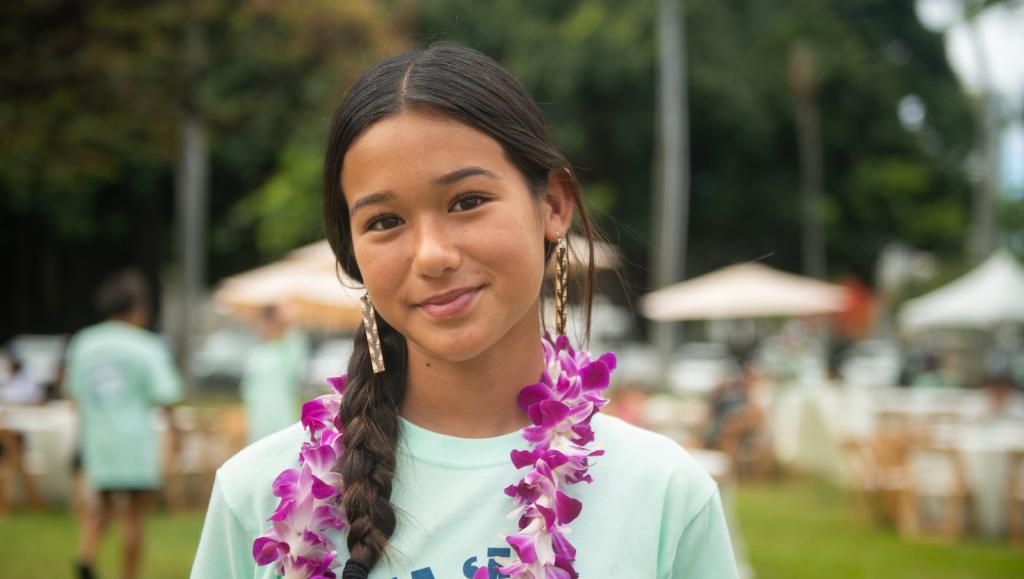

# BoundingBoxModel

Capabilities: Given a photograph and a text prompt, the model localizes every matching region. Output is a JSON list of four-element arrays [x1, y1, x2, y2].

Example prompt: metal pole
[[964, 11, 998, 262], [652, 0, 690, 387], [789, 40, 829, 366], [174, 8, 208, 392], [789, 41, 827, 280]]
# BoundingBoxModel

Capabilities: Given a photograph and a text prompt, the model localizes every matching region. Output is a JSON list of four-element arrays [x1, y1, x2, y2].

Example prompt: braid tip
[[342, 559, 371, 579]]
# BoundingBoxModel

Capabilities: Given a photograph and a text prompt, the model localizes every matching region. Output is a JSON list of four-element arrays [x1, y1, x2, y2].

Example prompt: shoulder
[[67, 323, 104, 351], [68, 323, 163, 355], [214, 423, 307, 533], [590, 414, 718, 518], [132, 327, 172, 355], [66, 324, 111, 363]]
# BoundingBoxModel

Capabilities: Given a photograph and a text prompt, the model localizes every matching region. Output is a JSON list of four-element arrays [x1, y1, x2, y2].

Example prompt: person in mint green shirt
[[66, 270, 183, 579], [192, 43, 739, 579], [240, 305, 309, 443]]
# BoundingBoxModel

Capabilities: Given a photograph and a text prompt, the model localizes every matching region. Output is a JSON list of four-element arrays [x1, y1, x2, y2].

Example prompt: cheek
[[353, 238, 409, 311], [471, 210, 547, 295]]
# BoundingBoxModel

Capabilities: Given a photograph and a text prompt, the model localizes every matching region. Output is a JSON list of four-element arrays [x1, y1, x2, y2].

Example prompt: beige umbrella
[[641, 262, 846, 321], [215, 241, 363, 331], [285, 269, 366, 330], [545, 235, 621, 277]]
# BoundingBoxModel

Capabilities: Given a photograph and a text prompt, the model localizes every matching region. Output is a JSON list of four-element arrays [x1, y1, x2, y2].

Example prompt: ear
[[542, 168, 575, 241]]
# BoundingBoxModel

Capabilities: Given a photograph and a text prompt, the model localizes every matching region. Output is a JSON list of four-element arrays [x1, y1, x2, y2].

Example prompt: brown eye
[[366, 213, 403, 231], [450, 193, 489, 212]]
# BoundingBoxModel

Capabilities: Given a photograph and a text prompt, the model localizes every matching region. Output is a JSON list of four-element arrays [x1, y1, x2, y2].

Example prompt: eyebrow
[[350, 191, 392, 215], [350, 167, 499, 215], [433, 166, 498, 187]]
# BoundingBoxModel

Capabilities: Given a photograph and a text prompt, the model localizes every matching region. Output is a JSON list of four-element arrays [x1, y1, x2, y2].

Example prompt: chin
[[408, 325, 499, 363], [417, 329, 493, 360]]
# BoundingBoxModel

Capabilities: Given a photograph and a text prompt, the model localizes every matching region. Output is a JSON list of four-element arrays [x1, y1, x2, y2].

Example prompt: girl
[[192, 43, 739, 579]]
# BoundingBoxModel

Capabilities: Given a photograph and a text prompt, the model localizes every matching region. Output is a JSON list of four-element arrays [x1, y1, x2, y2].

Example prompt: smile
[[416, 286, 484, 319]]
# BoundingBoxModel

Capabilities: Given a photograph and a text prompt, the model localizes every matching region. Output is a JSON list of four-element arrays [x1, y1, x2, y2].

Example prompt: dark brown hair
[[95, 269, 149, 320], [322, 42, 597, 575]]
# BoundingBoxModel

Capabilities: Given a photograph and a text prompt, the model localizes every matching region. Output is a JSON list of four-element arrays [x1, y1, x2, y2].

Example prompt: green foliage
[[1, 0, 987, 336], [0, 1, 181, 238], [234, 135, 325, 256], [0, 0, 400, 336], [411, 0, 975, 284], [996, 196, 1024, 252], [0, 0, 397, 248], [200, 0, 402, 264]]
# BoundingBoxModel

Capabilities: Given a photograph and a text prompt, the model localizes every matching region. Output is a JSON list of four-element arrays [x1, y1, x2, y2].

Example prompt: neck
[[400, 305, 544, 438], [111, 312, 145, 329]]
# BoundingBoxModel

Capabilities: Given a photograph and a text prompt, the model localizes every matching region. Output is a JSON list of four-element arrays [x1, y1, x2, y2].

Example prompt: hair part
[[322, 42, 599, 574]]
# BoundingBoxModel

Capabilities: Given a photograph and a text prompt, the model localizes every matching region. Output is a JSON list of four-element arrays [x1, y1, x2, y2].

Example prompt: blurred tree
[[2, 0, 980, 342], [407, 0, 974, 297], [0, 0, 398, 339]]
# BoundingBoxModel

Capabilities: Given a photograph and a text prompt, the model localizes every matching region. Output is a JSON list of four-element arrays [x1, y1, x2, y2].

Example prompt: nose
[[411, 217, 461, 279]]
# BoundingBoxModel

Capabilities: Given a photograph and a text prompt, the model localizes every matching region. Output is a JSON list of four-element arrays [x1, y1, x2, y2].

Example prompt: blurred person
[[239, 305, 309, 443], [0, 355, 45, 405], [65, 269, 183, 579], [705, 367, 755, 449], [940, 349, 967, 389], [192, 44, 738, 579], [983, 372, 1024, 420], [982, 353, 1024, 420], [911, 352, 948, 388], [766, 322, 805, 385]]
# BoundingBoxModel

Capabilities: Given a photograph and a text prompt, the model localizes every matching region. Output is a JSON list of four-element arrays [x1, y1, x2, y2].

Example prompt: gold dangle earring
[[360, 293, 385, 374], [554, 233, 569, 337]]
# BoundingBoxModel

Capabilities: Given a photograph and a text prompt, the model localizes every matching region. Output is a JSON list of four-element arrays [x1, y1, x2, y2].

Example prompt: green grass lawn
[[0, 480, 1021, 578], [0, 509, 204, 579], [736, 479, 1024, 579]]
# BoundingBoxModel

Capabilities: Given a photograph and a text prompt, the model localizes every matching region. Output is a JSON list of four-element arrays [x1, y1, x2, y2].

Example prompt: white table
[[932, 421, 1024, 537], [770, 383, 846, 482], [0, 402, 78, 504]]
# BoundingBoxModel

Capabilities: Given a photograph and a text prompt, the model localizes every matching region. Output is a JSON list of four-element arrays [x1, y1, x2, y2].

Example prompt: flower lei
[[252, 334, 616, 579]]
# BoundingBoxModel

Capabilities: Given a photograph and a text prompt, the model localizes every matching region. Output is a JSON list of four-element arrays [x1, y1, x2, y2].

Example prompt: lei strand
[[252, 334, 616, 579]]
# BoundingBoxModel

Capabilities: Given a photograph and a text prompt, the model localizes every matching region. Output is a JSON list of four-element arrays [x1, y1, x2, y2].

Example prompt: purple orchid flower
[[253, 377, 348, 578], [499, 334, 614, 579]]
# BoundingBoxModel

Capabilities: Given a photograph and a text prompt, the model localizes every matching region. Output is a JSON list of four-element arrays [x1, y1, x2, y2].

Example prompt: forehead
[[340, 111, 512, 199]]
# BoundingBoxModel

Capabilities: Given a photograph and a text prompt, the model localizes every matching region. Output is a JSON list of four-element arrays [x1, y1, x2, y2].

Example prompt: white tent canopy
[[641, 262, 846, 321], [899, 249, 1024, 331]]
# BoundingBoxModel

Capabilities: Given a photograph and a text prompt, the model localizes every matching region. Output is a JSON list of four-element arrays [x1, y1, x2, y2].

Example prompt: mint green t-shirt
[[66, 321, 184, 490], [191, 413, 739, 578], [240, 330, 308, 443]]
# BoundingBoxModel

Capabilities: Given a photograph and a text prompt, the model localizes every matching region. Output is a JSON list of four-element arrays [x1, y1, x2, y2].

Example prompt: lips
[[416, 286, 483, 319]]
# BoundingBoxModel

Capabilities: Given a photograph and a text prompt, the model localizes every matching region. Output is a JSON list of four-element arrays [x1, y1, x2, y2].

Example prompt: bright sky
[[916, 0, 1024, 193]]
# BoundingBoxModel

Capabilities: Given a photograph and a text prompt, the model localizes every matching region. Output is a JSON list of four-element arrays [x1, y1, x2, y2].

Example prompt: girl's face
[[340, 110, 571, 363]]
